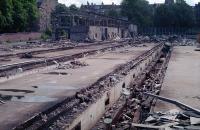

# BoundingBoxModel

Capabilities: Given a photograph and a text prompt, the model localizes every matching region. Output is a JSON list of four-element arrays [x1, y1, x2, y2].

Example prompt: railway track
[[13, 43, 163, 130], [0, 40, 128, 77], [0, 40, 124, 58]]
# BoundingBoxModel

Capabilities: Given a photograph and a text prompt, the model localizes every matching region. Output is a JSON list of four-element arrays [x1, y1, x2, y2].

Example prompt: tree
[[54, 3, 69, 13], [174, 1, 195, 27], [154, 1, 195, 28], [0, 11, 5, 32], [0, 0, 13, 31], [154, 4, 175, 27], [121, 0, 153, 26], [12, 0, 27, 32], [69, 4, 79, 11], [24, 0, 39, 31], [0, 0, 39, 33]]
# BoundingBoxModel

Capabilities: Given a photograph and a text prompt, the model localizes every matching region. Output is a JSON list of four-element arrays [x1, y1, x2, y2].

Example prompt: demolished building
[[51, 10, 137, 41]]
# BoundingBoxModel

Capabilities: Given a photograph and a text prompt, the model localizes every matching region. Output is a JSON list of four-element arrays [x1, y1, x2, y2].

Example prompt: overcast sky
[[58, 0, 199, 7]]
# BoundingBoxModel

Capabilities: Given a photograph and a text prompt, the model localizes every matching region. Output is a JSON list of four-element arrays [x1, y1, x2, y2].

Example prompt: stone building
[[36, 0, 58, 31]]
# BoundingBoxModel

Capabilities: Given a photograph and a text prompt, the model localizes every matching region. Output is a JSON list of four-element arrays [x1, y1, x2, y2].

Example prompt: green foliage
[[54, 3, 69, 13], [12, 0, 27, 32], [25, 0, 39, 31], [53, 3, 79, 15], [60, 30, 67, 37], [45, 27, 52, 37], [0, 0, 13, 31], [154, 1, 195, 27], [0, 11, 5, 32], [121, 0, 195, 28], [41, 27, 52, 41], [52, 4, 80, 27], [0, 0, 39, 33], [121, 0, 153, 26], [69, 4, 78, 11], [41, 33, 49, 41]]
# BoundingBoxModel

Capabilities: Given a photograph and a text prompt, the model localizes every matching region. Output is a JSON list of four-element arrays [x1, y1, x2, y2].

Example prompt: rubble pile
[[173, 38, 197, 46], [135, 35, 169, 43], [142, 108, 200, 130], [135, 35, 197, 47], [20, 52, 33, 59], [56, 60, 89, 70], [70, 60, 88, 68], [0, 40, 76, 52]]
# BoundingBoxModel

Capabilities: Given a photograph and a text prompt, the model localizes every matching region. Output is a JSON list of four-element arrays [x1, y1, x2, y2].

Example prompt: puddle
[[12, 95, 57, 103], [44, 72, 68, 75], [0, 94, 57, 102], [30, 83, 77, 90], [0, 89, 34, 94], [0, 94, 24, 101], [32, 86, 38, 88]]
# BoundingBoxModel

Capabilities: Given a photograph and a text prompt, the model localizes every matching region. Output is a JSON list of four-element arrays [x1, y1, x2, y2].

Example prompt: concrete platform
[[154, 46, 200, 111], [0, 44, 154, 130]]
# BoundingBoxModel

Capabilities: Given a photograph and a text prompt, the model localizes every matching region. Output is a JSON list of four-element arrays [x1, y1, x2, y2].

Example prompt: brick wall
[[0, 32, 41, 43]]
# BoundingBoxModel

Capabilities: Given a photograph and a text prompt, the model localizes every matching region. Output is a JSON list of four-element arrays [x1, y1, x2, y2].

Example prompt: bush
[[41, 33, 49, 41], [45, 28, 52, 37]]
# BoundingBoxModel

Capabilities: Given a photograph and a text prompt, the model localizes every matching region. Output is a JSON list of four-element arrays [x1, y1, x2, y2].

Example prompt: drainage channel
[[92, 43, 172, 130], [0, 41, 128, 78], [13, 44, 164, 130]]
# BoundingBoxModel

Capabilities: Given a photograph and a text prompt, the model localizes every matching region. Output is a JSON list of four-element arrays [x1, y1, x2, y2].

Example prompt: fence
[[138, 27, 200, 36]]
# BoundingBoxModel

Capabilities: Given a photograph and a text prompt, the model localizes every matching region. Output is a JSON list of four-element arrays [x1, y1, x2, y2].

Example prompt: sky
[[58, 0, 199, 7]]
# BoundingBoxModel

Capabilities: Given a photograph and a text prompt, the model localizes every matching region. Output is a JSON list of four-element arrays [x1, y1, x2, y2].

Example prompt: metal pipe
[[144, 92, 200, 115]]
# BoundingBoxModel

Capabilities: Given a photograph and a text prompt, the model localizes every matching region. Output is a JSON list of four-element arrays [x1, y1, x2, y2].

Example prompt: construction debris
[[56, 60, 89, 70], [20, 52, 33, 59]]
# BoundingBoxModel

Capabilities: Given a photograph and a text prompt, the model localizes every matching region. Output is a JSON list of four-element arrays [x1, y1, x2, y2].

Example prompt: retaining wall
[[66, 45, 163, 130]]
